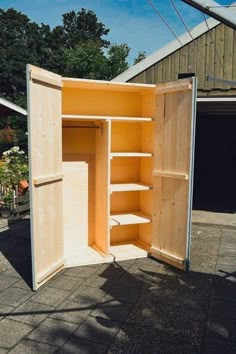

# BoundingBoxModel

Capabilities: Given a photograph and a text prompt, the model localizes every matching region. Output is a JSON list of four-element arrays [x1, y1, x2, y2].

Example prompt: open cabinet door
[[27, 65, 64, 290], [151, 78, 197, 270]]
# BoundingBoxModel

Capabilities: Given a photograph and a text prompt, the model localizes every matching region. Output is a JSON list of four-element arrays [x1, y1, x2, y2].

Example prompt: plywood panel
[[94, 121, 110, 255], [62, 88, 142, 117], [27, 65, 63, 290], [110, 224, 139, 243], [63, 162, 89, 267], [111, 191, 140, 213], [111, 158, 141, 183], [111, 122, 141, 152]]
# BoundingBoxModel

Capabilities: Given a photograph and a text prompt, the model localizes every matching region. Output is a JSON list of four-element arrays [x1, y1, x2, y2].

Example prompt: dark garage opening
[[193, 110, 236, 213]]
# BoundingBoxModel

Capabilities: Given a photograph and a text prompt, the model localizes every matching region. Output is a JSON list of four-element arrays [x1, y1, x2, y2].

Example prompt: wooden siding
[[129, 24, 236, 97]]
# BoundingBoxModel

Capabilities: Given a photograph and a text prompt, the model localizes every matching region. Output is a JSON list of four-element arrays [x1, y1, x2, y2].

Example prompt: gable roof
[[112, 16, 220, 82], [0, 97, 27, 118]]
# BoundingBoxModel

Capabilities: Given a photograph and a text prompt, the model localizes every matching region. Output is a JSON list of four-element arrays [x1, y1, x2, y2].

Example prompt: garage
[[193, 98, 236, 213]]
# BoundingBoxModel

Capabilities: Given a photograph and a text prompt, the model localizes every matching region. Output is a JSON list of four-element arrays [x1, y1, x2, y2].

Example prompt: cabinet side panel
[[94, 121, 110, 254]]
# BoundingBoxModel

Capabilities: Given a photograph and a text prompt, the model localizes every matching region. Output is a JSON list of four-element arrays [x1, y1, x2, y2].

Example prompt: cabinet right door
[[151, 78, 197, 270]]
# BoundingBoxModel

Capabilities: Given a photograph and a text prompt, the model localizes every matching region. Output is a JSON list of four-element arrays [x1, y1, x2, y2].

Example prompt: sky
[[0, 0, 233, 64]]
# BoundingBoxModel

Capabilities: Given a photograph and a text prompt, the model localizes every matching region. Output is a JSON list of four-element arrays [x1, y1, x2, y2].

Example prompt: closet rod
[[63, 126, 100, 129]]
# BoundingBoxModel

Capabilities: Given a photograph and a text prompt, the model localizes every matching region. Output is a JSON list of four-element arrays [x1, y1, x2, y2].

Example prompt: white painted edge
[[197, 97, 236, 102], [112, 17, 220, 82], [0, 97, 27, 116], [186, 77, 198, 270]]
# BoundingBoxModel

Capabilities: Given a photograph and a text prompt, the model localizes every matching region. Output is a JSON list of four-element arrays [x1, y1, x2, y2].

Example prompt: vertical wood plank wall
[[27, 65, 64, 290], [129, 23, 236, 96]]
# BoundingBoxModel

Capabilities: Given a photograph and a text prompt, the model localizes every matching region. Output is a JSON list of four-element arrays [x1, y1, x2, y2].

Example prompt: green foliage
[[0, 146, 28, 189], [106, 44, 130, 80], [63, 41, 107, 79], [133, 51, 147, 65], [0, 7, 131, 155]]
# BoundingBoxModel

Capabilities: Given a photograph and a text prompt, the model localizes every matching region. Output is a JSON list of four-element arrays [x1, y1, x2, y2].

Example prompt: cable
[[146, 0, 184, 46], [169, 0, 214, 76], [202, 12, 226, 77]]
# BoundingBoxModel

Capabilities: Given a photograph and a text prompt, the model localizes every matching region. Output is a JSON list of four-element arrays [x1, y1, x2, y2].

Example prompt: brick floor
[[0, 220, 235, 353]]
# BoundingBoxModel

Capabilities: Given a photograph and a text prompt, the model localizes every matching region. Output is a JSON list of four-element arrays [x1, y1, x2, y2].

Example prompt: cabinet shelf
[[62, 114, 152, 122], [111, 152, 153, 158], [110, 183, 152, 192], [110, 212, 151, 227]]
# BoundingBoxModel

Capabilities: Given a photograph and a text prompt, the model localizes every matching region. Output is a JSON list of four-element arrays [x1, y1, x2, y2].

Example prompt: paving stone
[[210, 299, 236, 319], [91, 300, 133, 322], [73, 316, 122, 346], [116, 273, 146, 289], [8, 299, 54, 326], [0, 286, 32, 307], [31, 286, 70, 307], [96, 264, 125, 277], [203, 337, 236, 354], [215, 265, 236, 281], [108, 322, 202, 354], [217, 256, 236, 267], [0, 318, 33, 349], [219, 244, 236, 257], [13, 278, 32, 291], [69, 285, 106, 306], [50, 299, 92, 324], [27, 318, 78, 347], [49, 274, 83, 291], [105, 285, 142, 304], [213, 278, 236, 300], [0, 303, 15, 320], [114, 259, 137, 269], [82, 273, 118, 290], [207, 317, 236, 343], [0, 274, 19, 291], [9, 338, 58, 354], [64, 266, 96, 278], [58, 336, 108, 354], [1, 268, 21, 279]]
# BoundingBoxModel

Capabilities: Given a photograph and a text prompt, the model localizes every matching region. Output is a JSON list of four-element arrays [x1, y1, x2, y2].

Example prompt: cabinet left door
[[27, 65, 64, 290]]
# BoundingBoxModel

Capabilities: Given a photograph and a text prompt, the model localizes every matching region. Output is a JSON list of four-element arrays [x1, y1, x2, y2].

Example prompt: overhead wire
[[146, 0, 184, 46], [201, 12, 226, 78], [169, 0, 215, 77]]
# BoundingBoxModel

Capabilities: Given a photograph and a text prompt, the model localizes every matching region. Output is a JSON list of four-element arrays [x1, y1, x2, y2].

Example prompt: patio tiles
[[8, 339, 57, 354], [7, 299, 55, 326], [27, 317, 78, 347], [30, 286, 70, 307], [0, 318, 33, 350], [0, 286, 32, 307]]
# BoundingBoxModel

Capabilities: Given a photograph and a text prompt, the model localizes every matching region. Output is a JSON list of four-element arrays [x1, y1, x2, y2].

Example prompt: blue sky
[[0, 0, 232, 63]]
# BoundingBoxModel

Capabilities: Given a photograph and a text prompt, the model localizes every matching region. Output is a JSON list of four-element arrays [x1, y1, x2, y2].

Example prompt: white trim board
[[197, 97, 236, 102], [0, 97, 27, 116]]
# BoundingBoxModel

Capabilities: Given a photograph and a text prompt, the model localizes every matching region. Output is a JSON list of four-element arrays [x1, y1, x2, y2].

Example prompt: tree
[[61, 9, 110, 49], [63, 41, 107, 79], [0, 7, 131, 154], [133, 51, 147, 65]]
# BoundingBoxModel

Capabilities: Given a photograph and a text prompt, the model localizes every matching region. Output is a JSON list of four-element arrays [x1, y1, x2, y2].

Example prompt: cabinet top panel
[[62, 77, 155, 93]]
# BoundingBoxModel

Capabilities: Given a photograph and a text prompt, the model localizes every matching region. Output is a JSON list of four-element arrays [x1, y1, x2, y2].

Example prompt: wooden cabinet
[[27, 65, 196, 290]]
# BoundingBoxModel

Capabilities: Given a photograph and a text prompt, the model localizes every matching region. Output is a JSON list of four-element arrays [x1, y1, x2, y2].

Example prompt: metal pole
[[180, 0, 236, 30]]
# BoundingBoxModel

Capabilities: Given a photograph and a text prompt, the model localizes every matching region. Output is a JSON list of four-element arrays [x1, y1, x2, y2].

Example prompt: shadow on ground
[[0, 221, 235, 353]]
